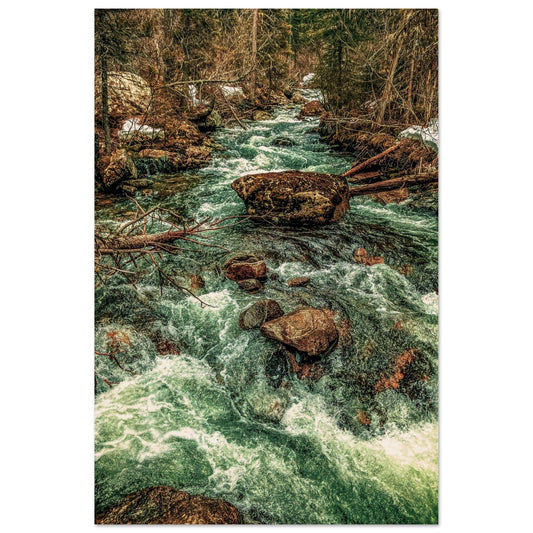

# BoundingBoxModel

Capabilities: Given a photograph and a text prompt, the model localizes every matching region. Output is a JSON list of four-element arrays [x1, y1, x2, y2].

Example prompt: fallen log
[[349, 172, 438, 197], [347, 170, 381, 184], [342, 140, 408, 178]]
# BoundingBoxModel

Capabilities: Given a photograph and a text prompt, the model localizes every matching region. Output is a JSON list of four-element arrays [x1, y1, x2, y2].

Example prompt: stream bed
[[94, 105, 438, 524]]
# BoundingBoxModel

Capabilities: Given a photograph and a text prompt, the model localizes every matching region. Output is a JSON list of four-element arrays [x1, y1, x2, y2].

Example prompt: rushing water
[[94, 105, 438, 524]]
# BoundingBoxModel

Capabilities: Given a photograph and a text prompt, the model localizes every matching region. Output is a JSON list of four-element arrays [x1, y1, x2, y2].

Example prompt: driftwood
[[342, 140, 408, 178], [346, 170, 381, 184], [349, 172, 437, 197], [95, 198, 250, 305]]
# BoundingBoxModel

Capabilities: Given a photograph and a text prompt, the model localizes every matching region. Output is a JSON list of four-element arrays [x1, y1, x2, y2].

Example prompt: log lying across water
[[342, 140, 408, 178], [349, 172, 438, 197]]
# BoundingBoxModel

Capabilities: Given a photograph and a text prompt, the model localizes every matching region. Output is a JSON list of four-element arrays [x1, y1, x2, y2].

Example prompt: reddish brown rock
[[95, 486, 243, 525], [374, 349, 418, 394], [298, 100, 324, 118], [288, 276, 310, 287], [232, 171, 350, 225], [239, 299, 284, 330], [353, 248, 385, 266], [260, 307, 338, 357], [224, 254, 267, 281]]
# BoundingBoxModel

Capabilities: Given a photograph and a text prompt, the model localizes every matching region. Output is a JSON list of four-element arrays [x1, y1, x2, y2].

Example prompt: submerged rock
[[232, 170, 350, 225], [237, 279, 263, 293], [103, 149, 137, 188], [224, 253, 267, 281], [252, 110, 274, 121], [298, 100, 324, 118], [95, 486, 243, 524], [287, 276, 310, 287], [272, 136, 294, 147], [260, 307, 338, 357], [239, 299, 284, 330], [122, 178, 154, 189]]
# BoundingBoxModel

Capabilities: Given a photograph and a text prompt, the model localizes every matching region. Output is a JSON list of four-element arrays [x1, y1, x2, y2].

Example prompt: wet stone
[[288, 276, 310, 287], [224, 253, 267, 281], [239, 299, 284, 330], [237, 279, 263, 293]]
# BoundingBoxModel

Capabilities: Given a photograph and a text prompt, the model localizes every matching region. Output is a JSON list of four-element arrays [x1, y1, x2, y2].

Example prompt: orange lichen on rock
[[374, 348, 417, 393], [353, 248, 385, 266], [357, 409, 372, 426], [106, 330, 132, 349]]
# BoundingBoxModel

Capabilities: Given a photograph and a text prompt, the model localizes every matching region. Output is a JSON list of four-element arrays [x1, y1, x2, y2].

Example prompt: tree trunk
[[349, 172, 438, 197], [250, 9, 259, 105], [376, 34, 405, 126], [101, 54, 111, 154]]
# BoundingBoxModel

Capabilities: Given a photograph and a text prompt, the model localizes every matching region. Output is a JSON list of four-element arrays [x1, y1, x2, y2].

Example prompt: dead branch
[[95, 200, 253, 305], [349, 172, 438, 197], [342, 140, 408, 178], [218, 87, 247, 130]]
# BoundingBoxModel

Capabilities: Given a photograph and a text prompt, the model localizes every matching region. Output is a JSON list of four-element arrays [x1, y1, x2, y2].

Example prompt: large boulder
[[298, 100, 324, 118], [239, 299, 284, 330], [260, 307, 338, 358], [232, 170, 350, 225], [95, 71, 152, 119], [95, 486, 243, 525], [102, 149, 137, 188]]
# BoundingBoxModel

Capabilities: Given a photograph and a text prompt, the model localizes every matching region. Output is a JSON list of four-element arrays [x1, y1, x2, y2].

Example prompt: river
[[94, 104, 439, 524]]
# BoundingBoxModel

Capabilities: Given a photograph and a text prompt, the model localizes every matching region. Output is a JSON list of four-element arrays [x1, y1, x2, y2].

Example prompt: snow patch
[[399, 118, 438, 152], [221, 86, 244, 97], [119, 118, 164, 140]]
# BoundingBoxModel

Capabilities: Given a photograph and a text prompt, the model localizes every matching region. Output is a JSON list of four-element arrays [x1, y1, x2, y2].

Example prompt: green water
[[94, 106, 438, 524]]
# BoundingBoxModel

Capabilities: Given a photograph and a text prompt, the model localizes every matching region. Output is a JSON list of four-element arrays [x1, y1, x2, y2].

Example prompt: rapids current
[[94, 106, 438, 524]]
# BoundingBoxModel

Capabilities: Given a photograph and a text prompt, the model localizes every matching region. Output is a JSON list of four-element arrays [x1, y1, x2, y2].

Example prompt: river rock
[[95, 71, 152, 119], [253, 110, 274, 121], [239, 299, 284, 330], [287, 276, 310, 287], [237, 279, 263, 293], [103, 149, 137, 188], [272, 136, 294, 147], [232, 170, 350, 225], [298, 100, 324, 118], [292, 92, 306, 104], [224, 254, 267, 281], [95, 486, 243, 525], [260, 307, 338, 357]]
